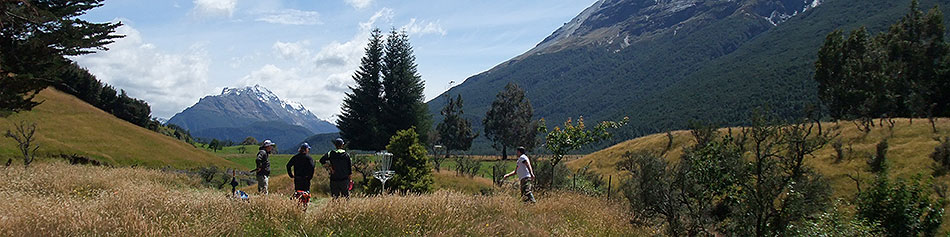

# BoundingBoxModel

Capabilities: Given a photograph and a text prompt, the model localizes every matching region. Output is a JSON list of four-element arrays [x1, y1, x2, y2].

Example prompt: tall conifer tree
[[381, 29, 431, 142], [338, 28, 386, 151], [0, 0, 122, 115]]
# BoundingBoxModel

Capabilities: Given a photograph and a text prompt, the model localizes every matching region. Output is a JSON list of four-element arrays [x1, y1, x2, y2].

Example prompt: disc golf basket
[[373, 152, 395, 193]]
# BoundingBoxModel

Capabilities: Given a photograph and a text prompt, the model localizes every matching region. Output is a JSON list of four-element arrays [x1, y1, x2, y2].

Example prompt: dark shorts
[[294, 176, 312, 192], [330, 180, 350, 198]]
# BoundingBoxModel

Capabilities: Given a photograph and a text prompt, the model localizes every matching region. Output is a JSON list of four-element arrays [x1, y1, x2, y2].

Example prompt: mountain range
[[168, 85, 337, 148], [428, 0, 950, 154]]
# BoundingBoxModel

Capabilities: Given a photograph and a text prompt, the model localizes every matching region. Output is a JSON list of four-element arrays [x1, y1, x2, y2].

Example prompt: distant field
[[0, 89, 234, 168]]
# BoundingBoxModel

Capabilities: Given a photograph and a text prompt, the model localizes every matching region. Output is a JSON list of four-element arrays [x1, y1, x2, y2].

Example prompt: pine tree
[[483, 82, 536, 160], [338, 28, 386, 151], [436, 94, 478, 158], [0, 0, 122, 115], [381, 29, 431, 144]]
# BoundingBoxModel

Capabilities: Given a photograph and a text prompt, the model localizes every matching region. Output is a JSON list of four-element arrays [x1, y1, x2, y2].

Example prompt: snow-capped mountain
[[215, 85, 332, 133], [168, 85, 337, 144], [524, 0, 822, 58]]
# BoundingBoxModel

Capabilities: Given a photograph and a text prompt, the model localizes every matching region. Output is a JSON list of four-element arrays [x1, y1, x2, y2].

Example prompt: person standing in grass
[[503, 146, 536, 203], [320, 138, 352, 198], [250, 140, 275, 194], [287, 143, 315, 192]]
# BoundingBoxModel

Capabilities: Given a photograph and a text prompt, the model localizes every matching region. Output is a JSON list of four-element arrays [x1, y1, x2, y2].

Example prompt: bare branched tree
[[5, 120, 39, 167]]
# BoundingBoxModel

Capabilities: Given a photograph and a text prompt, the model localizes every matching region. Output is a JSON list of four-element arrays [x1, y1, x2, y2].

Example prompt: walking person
[[287, 143, 316, 192], [320, 138, 352, 198], [250, 140, 275, 194], [502, 146, 536, 203]]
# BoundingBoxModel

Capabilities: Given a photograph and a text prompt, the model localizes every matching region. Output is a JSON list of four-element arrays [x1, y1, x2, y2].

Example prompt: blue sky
[[73, 0, 597, 120]]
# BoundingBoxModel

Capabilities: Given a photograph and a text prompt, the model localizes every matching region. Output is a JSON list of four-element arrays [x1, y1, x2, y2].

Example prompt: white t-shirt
[[516, 154, 532, 179]]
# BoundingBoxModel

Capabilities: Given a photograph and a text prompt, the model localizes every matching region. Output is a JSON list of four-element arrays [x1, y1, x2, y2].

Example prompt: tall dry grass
[[0, 162, 638, 236]]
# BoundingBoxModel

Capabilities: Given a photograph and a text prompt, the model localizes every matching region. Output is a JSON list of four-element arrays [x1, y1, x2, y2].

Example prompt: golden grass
[[568, 118, 950, 230], [431, 170, 495, 194], [0, 162, 639, 236], [0, 89, 234, 168]]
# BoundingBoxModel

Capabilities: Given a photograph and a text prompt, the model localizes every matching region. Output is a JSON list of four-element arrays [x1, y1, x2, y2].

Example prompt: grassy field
[[0, 162, 638, 236], [567, 118, 950, 231], [0, 89, 234, 168]]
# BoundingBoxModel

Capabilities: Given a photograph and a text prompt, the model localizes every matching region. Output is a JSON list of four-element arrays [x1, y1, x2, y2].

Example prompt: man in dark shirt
[[287, 143, 316, 192], [250, 140, 275, 194], [320, 138, 352, 198]]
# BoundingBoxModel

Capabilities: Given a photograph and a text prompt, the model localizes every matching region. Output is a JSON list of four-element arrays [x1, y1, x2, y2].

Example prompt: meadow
[[0, 162, 637, 236]]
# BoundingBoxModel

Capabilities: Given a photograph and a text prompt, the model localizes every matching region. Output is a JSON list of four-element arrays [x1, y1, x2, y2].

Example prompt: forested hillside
[[429, 0, 950, 154]]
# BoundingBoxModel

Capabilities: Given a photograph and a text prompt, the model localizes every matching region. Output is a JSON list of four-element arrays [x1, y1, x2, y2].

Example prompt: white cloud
[[401, 18, 447, 37], [344, 0, 373, 9], [256, 9, 322, 25], [239, 8, 393, 120], [360, 8, 393, 30], [273, 41, 312, 61], [72, 21, 214, 119], [192, 0, 237, 17]]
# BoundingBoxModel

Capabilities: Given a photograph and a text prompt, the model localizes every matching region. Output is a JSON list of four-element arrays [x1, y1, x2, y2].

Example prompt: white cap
[[262, 140, 276, 147]]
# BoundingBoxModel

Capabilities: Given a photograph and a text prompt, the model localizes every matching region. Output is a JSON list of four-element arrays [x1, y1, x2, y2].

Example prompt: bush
[[789, 201, 878, 237], [930, 137, 950, 176], [568, 163, 607, 196], [868, 139, 888, 173], [856, 174, 944, 236], [532, 158, 570, 190], [386, 128, 434, 193], [454, 156, 481, 177], [833, 139, 845, 163]]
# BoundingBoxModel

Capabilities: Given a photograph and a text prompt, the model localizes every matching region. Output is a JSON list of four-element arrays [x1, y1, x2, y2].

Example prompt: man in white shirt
[[503, 146, 536, 203]]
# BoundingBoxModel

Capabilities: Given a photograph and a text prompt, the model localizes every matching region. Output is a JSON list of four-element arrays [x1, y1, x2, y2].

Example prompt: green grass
[[0, 89, 235, 168]]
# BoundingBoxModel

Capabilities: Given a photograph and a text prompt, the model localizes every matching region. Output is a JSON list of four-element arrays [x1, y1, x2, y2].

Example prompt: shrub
[[930, 137, 950, 176], [856, 174, 944, 236], [532, 158, 570, 190], [386, 128, 434, 193], [789, 201, 878, 237], [868, 139, 888, 173]]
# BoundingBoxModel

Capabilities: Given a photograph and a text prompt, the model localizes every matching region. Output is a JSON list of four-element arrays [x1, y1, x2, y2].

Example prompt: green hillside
[[429, 0, 950, 154], [568, 118, 950, 228], [0, 89, 235, 168]]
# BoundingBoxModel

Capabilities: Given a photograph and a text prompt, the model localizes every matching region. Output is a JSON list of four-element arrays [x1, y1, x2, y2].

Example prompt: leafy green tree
[[338, 28, 386, 151], [436, 94, 478, 159], [386, 127, 433, 193], [731, 115, 834, 236], [483, 82, 537, 160], [382, 29, 431, 145], [815, 0, 949, 132], [0, 0, 122, 115], [538, 116, 627, 187], [620, 113, 833, 236], [209, 139, 221, 152]]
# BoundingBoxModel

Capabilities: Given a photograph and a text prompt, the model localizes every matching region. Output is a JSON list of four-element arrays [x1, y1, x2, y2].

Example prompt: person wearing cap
[[287, 143, 316, 192], [319, 138, 352, 198], [250, 140, 275, 194], [502, 146, 536, 203]]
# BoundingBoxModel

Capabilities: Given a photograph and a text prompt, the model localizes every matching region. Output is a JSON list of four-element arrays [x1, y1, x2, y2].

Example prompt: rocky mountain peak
[[523, 0, 822, 58]]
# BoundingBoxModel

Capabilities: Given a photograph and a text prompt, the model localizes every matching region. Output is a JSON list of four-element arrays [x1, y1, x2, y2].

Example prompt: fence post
[[607, 175, 612, 200], [572, 171, 576, 191]]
